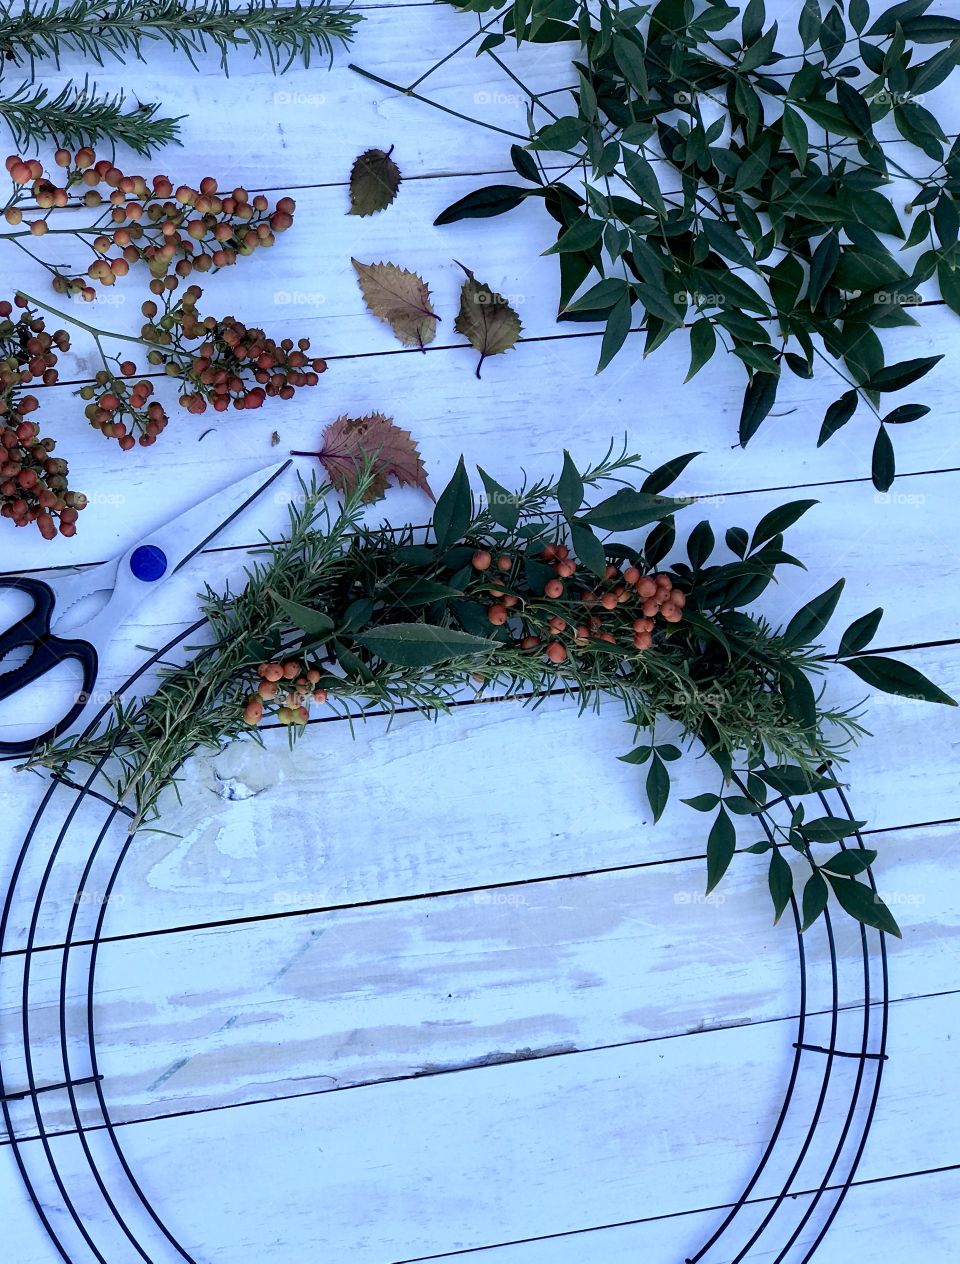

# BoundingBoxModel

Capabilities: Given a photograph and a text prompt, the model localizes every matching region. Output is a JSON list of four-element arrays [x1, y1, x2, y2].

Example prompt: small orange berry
[[600, 592, 618, 611], [661, 603, 683, 623], [636, 577, 657, 598], [520, 635, 541, 650], [544, 578, 564, 599], [554, 544, 569, 561], [312, 688, 328, 704], [281, 660, 301, 679], [502, 594, 519, 608], [655, 573, 672, 589], [604, 564, 620, 580], [488, 603, 509, 626], [549, 615, 566, 632], [642, 598, 659, 617], [546, 641, 568, 664], [496, 554, 513, 572], [672, 591, 687, 608], [556, 560, 576, 578], [624, 566, 640, 585], [633, 632, 653, 650], [541, 543, 559, 562], [471, 550, 492, 571]]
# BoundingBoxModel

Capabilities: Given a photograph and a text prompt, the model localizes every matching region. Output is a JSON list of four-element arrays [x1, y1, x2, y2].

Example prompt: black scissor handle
[[0, 576, 100, 758]]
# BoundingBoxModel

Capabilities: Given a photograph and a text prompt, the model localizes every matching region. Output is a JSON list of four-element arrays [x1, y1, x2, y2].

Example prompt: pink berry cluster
[[3, 149, 296, 299], [0, 297, 86, 537]]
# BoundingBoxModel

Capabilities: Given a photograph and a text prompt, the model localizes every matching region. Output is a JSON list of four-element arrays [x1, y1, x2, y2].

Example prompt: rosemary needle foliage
[[0, 0, 362, 153], [33, 443, 955, 934], [429, 0, 960, 489]]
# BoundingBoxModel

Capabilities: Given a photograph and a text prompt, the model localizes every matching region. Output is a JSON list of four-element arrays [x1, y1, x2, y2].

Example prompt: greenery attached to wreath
[[31, 441, 955, 937], [414, 0, 960, 488]]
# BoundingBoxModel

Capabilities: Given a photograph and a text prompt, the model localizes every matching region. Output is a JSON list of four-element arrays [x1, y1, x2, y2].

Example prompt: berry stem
[[15, 289, 152, 348]]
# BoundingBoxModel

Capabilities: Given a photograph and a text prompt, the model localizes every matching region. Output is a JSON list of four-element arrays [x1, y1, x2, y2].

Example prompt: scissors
[[0, 459, 291, 758]]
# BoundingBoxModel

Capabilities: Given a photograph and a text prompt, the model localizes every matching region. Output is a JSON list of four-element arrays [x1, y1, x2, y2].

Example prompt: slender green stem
[[348, 65, 529, 140]]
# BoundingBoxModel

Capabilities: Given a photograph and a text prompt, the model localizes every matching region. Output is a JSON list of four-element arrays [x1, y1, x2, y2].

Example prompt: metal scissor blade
[[151, 458, 292, 575]]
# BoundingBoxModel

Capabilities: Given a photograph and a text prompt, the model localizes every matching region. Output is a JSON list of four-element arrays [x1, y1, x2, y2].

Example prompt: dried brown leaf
[[352, 258, 439, 349], [348, 146, 402, 216], [453, 262, 523, 378], [318, 412, 433, 503]]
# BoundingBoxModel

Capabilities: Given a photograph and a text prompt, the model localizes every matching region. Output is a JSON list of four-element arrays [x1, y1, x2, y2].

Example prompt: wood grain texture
[[0, 991, 956, 1263], [1, 1, 959, 1260]]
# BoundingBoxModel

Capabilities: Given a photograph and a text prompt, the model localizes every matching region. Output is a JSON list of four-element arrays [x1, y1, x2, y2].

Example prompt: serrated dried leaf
[[352, 259, 439, 349], [348, 146, 402, 217], [453, 262, 522, 378], [318, 412, 433, 504]]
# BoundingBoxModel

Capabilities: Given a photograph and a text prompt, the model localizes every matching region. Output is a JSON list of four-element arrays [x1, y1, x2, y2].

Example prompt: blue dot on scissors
[[130, 544, 168, 582]]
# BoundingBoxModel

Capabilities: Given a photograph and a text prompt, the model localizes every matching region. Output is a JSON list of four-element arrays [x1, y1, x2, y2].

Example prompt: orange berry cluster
[[243, 659, 330, 726], [78, 363, 168, 449], [144, 285, 326, 418], [473, 543, 685, 665], [4, 150, 294, 300], [0, 416, 86, 538], [0, 298, 86, 537]]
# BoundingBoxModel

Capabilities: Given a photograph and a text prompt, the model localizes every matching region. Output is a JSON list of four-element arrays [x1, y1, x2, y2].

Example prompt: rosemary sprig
[[0, 0, 361, 152], [0, 78, 181, 155], [0, 0, 363, 73]]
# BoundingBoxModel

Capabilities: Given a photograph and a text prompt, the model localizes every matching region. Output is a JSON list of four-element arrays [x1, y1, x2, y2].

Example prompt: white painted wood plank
[[0, 991, 956, 1263], [1, 821, 953, 1137], [381, 1167, 960, 1264]]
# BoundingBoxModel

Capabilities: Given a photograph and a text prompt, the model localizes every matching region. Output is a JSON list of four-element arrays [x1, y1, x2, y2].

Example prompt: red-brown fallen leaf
[[308, 412, 434, 503]]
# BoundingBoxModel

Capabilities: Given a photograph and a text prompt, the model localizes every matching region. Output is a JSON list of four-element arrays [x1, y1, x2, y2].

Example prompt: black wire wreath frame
[[0, 614, 890, 1264]]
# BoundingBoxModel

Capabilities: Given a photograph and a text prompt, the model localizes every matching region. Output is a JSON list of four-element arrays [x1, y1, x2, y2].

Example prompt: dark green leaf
[[826, 873, 902, 937], [758, 765, 839, 796], [270, 592, 335, 637], [597, 294, 633, 371], [683, 793, 721, 812], [841, 654, 958, 705], [686, 318, 716, 381], [356, 623, 499, 667], [801, 871, 829, 930], [867, 355, 943, 391], [646, 753, 670, 823], [801, 816, 869, 842], [808, 233, 840, 309], [686, 519, 715, 568], [838, 608, 883, 656], [738, 372, 779, 445], [751, 499, 817, 549], [768, 848, 794, 923], [783, 578, 844, 647], [569, 518, 609, 577], [582, 488, 691, 531], [477, 466, 520, 531], [822, 848, 877, 875], [818, 391, 858, 446], [882, 404, 930, 424], [641, 451, 701, 494], [619, 745, 653, 764], [510, 144, 542, 185], [706, 807, 736, 893], [872, 425, 895, 492], [433, 456, 472, 551], [557, 450, 584, 519], [434, 185, 528, 225], [544, 215, 606, 254], [704, 218, 755, 268]]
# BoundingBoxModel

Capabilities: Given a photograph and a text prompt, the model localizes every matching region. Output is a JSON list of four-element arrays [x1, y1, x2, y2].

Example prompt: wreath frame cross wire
[[0, 616, 890, 1263]]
